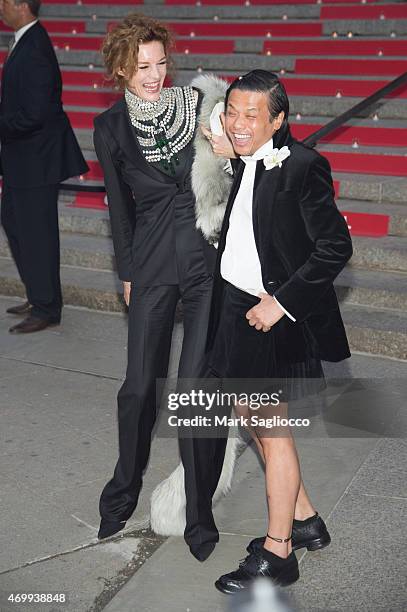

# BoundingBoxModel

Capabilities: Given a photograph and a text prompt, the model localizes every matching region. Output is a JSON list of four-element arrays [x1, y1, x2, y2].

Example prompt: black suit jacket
[[93, 96, 215, 283], [208, 133, 353, 363], [0, 21, 88, 188]]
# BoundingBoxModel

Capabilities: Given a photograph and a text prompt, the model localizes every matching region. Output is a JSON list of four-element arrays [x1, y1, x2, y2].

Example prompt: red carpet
[[108, 22, 323, 37], [51, 36, 234, 53], [340, 211, 389, 237], [71, 192, 107, 210], [67, 111, 98, 129], [82, 161, 103, 181], [283, 78, 407, 99], [165, 0, 378, 4], [0, 20, 86, 33], [321, 4, 407, 20], [291, 124, 407, 147], [62, 70, 107, 87], [41, 0, 142, 3], [51, 35, 103, 51], [175, 40, 234, 53], [295, 59, 407, 76], [63, 90, 120, 107], [325, 152, 407, 177], [264, 39, 407, 56]]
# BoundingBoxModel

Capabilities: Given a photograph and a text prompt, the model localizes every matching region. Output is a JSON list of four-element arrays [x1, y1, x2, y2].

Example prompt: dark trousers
[[99, 280, 227, 557], [1, 182, 62, 321]]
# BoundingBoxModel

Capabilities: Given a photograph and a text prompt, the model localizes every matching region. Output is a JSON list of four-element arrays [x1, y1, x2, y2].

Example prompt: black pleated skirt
[[208, 283, 326, 402]]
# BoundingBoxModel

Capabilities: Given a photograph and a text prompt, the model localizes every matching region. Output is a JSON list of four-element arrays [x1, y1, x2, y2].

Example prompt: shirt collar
[[241, 137, 274, 163], [14, 19, 38, 44]]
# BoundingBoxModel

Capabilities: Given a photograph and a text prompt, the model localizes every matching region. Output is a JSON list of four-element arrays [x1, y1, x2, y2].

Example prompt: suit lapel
[[253, 161, 284, 256]]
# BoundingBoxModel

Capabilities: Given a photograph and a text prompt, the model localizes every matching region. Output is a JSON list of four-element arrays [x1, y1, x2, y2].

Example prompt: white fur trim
[[191, 74, 233, 244], [150, 436, 243, 536]]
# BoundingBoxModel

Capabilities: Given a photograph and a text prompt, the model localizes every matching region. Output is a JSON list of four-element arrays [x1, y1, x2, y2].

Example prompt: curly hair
[[102, 13, 174, 90]]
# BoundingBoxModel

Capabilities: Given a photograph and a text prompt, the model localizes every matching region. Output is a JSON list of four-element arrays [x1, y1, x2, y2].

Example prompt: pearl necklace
[[125, 86, 197, 172]]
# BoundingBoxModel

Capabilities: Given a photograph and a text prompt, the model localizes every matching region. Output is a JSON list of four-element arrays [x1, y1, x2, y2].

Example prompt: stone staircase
[[0, 0, 406, 360]]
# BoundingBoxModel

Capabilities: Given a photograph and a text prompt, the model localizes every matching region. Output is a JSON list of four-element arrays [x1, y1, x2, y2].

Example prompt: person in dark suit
[[93, 14, 234, 561], [203, 71, 353, 592], [0, 0, 88, 332]]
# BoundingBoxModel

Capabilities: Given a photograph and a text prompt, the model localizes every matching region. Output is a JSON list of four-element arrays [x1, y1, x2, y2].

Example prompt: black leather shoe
[[215, 550, 299, 594], [9, 316, 60, 334], [247, 512, 331, 555], [6, 301, 31, 315], [98, 519, 126, 540]]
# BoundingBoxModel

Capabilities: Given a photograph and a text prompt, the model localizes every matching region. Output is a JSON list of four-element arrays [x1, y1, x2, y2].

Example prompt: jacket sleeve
[[273, 154, 353, 323], [93, 122, 136, 282], [0, 45, 54, 139]]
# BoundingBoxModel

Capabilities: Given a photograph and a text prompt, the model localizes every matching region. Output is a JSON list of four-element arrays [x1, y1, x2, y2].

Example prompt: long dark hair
[[225, 70, 291, 148]]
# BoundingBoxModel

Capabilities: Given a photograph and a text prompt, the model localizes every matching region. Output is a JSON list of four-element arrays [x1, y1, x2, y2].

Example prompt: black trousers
[[1, 182, 62, 321], [99, 280, 227, 558]]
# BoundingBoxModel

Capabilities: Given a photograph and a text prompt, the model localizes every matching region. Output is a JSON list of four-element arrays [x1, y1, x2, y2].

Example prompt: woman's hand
[[200, 114, 236, 159], [123, 281, 131, 307]]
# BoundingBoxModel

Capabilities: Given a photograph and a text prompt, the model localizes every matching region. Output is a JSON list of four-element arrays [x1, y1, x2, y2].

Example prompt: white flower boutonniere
[[263, 146, 291, 171]]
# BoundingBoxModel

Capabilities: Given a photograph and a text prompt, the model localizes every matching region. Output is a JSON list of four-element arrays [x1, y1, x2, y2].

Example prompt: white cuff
[[273, 296, 296, 322]]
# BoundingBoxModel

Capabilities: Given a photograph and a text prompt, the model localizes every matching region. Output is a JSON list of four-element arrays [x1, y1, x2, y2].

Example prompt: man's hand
[[246, 293, 285, 332], [123, 281, 131, 307], [200, 115, 236, 159]]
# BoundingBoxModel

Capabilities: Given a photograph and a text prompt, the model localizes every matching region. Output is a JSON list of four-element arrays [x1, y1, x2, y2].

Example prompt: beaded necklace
[[125, 86, 197, 175]]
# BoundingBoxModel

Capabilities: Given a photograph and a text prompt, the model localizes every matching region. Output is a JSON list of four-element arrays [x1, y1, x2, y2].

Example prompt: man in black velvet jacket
[[0, 0, 88, 332], [205, 71, 353, 593]]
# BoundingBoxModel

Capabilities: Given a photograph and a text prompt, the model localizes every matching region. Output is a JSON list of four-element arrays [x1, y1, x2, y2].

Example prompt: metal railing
[[60, 70, 407, 195], [302, 70, 407, 148]]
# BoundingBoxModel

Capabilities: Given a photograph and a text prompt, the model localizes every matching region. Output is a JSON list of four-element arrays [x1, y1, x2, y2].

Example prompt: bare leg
[[235, 401, 316, 522], [258, 406, 300, 558]]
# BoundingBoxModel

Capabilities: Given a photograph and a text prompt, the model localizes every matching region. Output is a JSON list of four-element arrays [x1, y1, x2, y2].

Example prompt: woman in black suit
[[93, 13, 232, 561]]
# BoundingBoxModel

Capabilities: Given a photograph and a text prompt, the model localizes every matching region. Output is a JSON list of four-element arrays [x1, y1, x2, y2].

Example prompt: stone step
[[84, 18, 407, 37], [341, 303, 407, 360], [0, 256, 124, 313], [335, 267, 407, 310], [58, 198, 111, 236], [0, 255, 405, 360], [350, 235, 407, 272], [41, 4, 322, 20], [333, 174, 406, 205], [2, 219, 406, 278], [0, 231, 114, 272]]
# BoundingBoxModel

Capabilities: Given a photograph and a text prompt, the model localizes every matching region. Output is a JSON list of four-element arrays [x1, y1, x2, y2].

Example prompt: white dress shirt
[[10, 19, 38, 52], [220, 137, 296, 322]]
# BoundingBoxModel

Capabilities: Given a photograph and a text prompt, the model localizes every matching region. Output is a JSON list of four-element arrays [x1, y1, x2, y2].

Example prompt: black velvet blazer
[[208, 132, 353, 363], [0, 22, 88, 188]]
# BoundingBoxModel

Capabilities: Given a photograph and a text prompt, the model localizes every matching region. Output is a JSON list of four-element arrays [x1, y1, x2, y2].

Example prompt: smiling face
[[124, 40, 167, 102], [225, 89, 284, 156]]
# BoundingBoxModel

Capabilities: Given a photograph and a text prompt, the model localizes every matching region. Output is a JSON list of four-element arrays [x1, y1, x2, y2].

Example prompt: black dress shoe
[[98, 519, 126, 540], [189, 540, 217, 562], [247, 512, 331, 555], [6, 301, 31, 315], [9, 316, 60, 334], [215, 550, 299, 594]]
